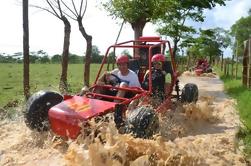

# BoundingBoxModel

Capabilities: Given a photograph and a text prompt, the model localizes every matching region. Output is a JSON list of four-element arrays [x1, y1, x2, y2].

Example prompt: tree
[[231, 14, 251, 60], [121, 49, 132, 58], [157, 0, 227, 57], [13, 52, 23, 59], [23, 0, 30, 100], [185, 28, 230, 65], [61, 0, 92, 86], [29, 52, 40, 63], [212, 28, 231, 70], [107, 51, 116, 70], [231, 13, 251, 80], [0, 54, 17, 63], [51, 54, 61, 63], [40, 55, 50, 63], [32, 0, 71, 93], [92, 45, 102, 63], [102, 0, 169, 40], [199, 29, 222, 63], [69, 53, 82, 64]]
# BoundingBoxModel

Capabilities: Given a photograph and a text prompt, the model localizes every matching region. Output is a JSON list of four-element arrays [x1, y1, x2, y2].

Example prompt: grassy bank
[[0, 63, 104, 108], [217, 67, 251, 157]]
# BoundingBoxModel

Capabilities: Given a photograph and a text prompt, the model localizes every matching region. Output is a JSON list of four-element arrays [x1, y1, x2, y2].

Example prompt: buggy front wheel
[[181, 83, 198, 103], [24, 91, 63, 131]]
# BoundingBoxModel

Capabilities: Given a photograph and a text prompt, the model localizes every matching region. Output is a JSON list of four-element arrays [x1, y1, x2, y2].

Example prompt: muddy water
[[0, 73, 246, 165]]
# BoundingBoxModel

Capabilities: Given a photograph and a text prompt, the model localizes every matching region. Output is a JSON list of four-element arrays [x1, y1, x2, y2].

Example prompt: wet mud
[[0, 73, 246, 165]]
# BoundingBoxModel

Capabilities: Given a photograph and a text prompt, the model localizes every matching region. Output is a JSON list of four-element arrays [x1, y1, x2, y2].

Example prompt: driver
[[97, 55, 141, 101]]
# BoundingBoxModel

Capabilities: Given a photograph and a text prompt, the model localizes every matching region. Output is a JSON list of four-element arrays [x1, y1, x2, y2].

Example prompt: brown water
[[0, 73, 246, 165]]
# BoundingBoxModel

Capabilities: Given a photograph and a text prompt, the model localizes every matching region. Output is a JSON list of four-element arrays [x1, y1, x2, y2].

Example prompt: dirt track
[[0, 73, 247, 165]]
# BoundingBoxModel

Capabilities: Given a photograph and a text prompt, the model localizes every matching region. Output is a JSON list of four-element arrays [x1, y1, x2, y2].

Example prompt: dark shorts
[[106, 89, 135, 98]]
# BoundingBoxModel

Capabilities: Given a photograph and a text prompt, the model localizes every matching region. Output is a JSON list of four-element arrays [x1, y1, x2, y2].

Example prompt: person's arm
[[97, 69, 118, 85], [161, 70, 167, 75], [96, 72, 107, 85], [143, 70, 149, 80], [130, 72, 141, 87], [142, 70, 149, 90], [134, 75, 141, 87]]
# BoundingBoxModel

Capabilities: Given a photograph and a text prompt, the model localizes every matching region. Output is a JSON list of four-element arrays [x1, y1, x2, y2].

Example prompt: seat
[[128, 59, 140, 73], [162, 61, 173, 75]]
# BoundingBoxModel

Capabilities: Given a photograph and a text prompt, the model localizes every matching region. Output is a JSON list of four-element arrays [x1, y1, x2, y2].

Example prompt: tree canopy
[[231, 13, 251, 57], [103, 0, 227, 42], [186, 28, 231, 63], [102, 0, 170, 40], [156, 0, 227, 57]]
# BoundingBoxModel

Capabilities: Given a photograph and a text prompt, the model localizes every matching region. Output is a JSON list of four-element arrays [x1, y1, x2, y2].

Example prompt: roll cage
[[85, 37, 178, 105]]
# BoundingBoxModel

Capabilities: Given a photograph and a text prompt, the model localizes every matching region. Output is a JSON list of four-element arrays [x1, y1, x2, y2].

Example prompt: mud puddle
[[0, 74, 246, 165]]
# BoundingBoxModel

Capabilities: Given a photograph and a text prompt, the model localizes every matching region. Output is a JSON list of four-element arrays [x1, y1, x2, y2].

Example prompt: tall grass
[[216, 65, 251, 157], [0, 63, 103, 107]]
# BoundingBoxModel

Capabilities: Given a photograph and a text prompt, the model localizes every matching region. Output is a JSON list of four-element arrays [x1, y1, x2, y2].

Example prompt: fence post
[[221, 55, 224, 71], [231, 54, 235, 78], [248, 40, 251, 89], [235, 55, 238, 79], [227, 60, 230, 77], [224, 59, 227, 76], [243, 40, 249, 87]]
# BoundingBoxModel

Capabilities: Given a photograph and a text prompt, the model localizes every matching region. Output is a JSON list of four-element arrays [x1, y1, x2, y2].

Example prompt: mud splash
[[0, 75, 246, 165]]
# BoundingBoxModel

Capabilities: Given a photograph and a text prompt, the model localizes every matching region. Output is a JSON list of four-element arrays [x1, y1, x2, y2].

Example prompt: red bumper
[[48, 96, 116, 139], [49, 106, 83, 139], [195, 69, 203, 76]]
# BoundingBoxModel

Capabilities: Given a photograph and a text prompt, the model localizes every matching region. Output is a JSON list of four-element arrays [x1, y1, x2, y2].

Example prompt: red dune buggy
[[194, 59, 213, 76], [25, 37, 198, 139]]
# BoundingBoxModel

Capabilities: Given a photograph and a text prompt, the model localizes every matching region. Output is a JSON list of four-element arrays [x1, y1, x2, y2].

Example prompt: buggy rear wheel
[[125, 106, 159, 138], [24, 91, 63, 131], [206, 68, 213, 73], [181, 83, 198, 103]]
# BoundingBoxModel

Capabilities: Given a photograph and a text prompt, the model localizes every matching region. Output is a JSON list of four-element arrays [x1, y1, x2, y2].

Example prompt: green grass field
[[216, 65, 251, 157], [0, 63, 105, 108]]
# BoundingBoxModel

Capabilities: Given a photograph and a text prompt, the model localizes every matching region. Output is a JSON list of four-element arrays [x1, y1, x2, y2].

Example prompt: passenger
[[142, 54, 166, 102], [97, 55, 141, 101]]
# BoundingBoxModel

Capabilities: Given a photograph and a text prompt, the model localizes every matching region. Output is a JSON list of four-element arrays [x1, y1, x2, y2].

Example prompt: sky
[[0, 0, 251, 57]]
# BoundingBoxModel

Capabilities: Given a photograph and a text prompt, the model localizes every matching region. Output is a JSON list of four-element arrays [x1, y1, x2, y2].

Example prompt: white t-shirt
[[111, 69, 141, 87]]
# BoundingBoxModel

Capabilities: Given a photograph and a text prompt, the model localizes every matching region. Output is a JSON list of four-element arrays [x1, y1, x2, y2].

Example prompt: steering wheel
[[104, 73, 121, 86]]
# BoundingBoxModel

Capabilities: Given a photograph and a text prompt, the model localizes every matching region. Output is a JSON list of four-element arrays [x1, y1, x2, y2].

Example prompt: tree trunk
[[235, 40, 238, 79], [224, 59, 227, 76], [59, 16, 71, 94], [77, 16, 92, 86], [221, 54, 223, 71], [172, 39, 179, 58], [235, 56, 238, 79], [181, 60, 184, 71], [231, 54, 234, 78], [227, 61, 229, 77], [131, 19, 146, 58], [248, 40, 251, 89], [209, 55, 212, 65], [131, 19, 146, 40], [23, 0, 30, 100], [243, 40, 249, 87], [186, 52, 191, 71]]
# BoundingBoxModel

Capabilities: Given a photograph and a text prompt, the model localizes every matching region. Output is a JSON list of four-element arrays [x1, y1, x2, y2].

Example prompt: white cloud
[[211, 0, 251, 29]]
